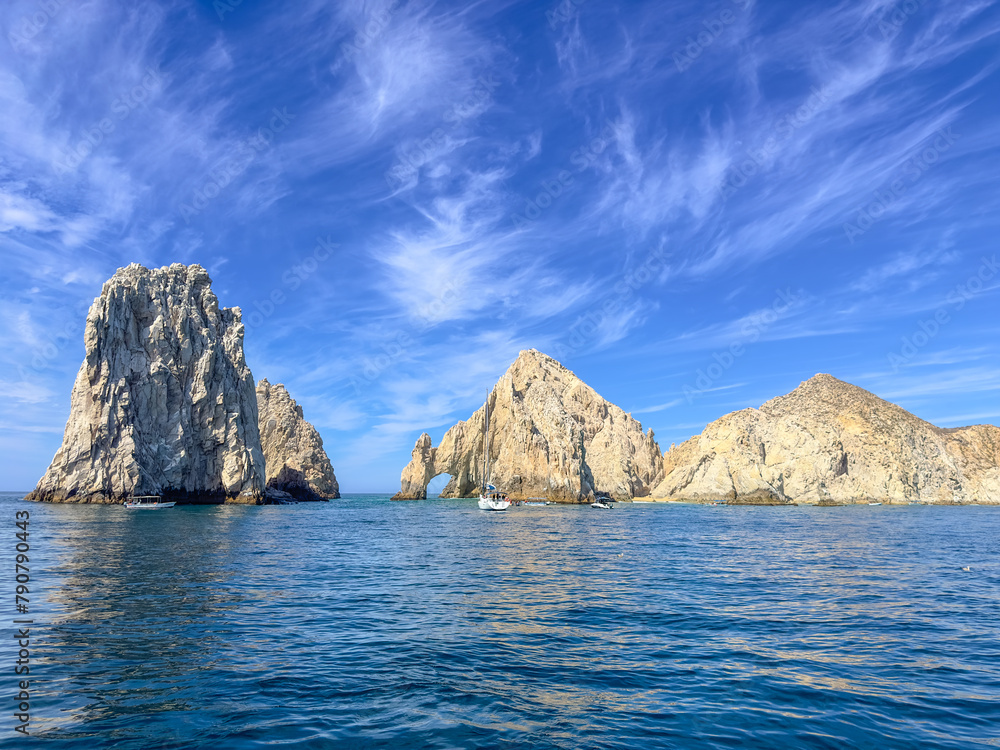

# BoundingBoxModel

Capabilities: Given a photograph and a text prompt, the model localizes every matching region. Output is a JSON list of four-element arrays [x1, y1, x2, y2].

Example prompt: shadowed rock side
[[650, 374, 1000, 505], [26, 263, 265, 504], [392, 349, 664, 502], [256, 379, 340, 501]]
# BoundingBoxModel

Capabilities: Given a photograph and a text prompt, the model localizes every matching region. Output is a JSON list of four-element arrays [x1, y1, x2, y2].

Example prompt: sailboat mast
[[484, 393, 490, 492]]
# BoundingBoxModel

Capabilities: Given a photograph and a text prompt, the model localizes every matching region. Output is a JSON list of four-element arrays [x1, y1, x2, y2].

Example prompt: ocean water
[[3, 491, 999, 749]]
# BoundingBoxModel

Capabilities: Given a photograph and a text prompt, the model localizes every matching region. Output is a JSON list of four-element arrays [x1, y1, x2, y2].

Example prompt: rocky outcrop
[[650, 374, 1000, 504], [256, 379, 339, 501], [26, 263, 265, 504], [392, 349, 664, 502]]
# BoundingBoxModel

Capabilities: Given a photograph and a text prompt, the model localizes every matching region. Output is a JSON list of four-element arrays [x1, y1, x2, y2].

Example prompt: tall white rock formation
[[392, 349, 664, 501], [650, 374, 1000, 504], [27, 263, 265, 504], [256, 379, 340, 500]]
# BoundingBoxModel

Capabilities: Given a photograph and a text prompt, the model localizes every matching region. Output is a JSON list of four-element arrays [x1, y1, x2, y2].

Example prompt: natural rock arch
[[391, 350, 664, 502]]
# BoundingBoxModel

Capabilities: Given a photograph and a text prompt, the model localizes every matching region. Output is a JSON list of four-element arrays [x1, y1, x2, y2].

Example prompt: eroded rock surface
[[27, 263, 265, 504], [392, 349, 663, 502], [650, 374, 1000, 504], [256, 379, 340, 501]]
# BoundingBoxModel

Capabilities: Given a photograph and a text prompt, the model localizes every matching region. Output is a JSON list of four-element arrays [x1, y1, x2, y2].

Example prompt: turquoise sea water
[[3, 491, 999, 748]]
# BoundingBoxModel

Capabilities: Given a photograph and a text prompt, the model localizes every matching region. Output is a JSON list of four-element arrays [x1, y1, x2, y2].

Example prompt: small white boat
[[868, 502, 883, 506], [124, 495, 175, 509], [591, 492, 614, 509]]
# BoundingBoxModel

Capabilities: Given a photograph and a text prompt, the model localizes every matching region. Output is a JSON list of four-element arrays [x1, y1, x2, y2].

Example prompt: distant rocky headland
[[394, 353, 1000, 505], [650, 373, 1000, 505], [26, 263, 338, 504]]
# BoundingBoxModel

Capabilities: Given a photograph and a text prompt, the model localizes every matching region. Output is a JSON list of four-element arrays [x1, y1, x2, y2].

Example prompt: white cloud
[[0, 380, 55, 405], [850, 247, 959, 293], [0, 190, 57, 233]]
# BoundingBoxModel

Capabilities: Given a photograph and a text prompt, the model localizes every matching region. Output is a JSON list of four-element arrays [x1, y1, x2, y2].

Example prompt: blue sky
[[1, 0, 999, 493]]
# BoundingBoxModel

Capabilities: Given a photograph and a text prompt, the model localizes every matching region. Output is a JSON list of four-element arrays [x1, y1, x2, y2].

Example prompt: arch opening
[[426, 473, 456, 498]]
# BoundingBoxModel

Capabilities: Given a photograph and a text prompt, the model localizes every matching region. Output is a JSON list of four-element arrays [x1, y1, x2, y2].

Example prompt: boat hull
[[478, 497, 511, 511]]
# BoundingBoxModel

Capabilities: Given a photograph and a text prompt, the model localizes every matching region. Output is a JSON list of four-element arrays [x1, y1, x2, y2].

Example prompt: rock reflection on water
[[34, 504, 264, 741]]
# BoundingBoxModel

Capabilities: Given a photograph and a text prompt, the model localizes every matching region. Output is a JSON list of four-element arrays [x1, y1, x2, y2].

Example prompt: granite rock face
[[27, 263, 265, 504], [256, 379, 340, 501], [392, 349, 664, 502], [650, 374, 1000, 504]]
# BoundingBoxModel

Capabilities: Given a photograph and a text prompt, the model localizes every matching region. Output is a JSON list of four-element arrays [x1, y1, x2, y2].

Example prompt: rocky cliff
[[650, 374, 1000, 504], [256, 379, 340, 501], [392, 349, 664, 502], [26, 263, 265, 504]]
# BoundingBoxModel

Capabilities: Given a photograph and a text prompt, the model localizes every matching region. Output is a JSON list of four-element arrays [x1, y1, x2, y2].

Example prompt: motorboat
[[124, 495, 175, 509], [591, 492, 614, 509]]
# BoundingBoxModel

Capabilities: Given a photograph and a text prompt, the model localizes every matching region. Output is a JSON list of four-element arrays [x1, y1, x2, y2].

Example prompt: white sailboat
[[124, 495, 176, 509], [477, 395, 511, 512]]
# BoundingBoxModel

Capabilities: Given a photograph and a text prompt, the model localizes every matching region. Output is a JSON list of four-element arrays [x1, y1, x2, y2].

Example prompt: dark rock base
[[24, 489, 265, 505]]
